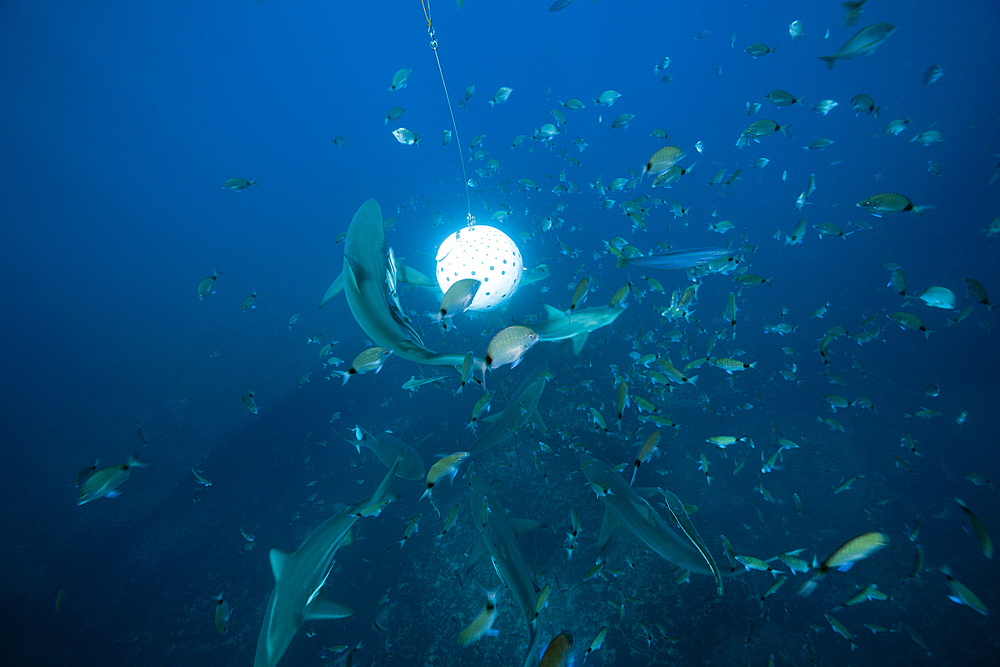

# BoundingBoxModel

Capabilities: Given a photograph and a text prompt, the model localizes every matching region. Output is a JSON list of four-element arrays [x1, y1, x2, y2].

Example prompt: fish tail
[[333, 371, 350, 386], [873, 106, 880, 119], [818, 55, 837, 69], [127, 454, 149, 469], [913, 205, 935, 218]]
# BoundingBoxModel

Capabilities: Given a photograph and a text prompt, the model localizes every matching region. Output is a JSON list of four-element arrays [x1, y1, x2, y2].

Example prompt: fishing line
[[420, 0, 475, 228]]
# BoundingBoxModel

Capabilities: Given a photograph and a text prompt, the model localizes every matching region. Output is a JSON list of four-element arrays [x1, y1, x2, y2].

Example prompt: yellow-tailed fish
[[539, 632, 574, 667], [420, 452, 470, 502], [457, 588, 499, 646], [630, 431, 661, 486], [940, 565, 988, 616], [825, 614, 857, 651], [567, 276, 591, 314], [857, 192, 933, 217], [584, 625, 608, 660], [799, 532, 889, 596], [77, 454, 148, 505], [954, 498, 993, 559], [332, 347, 393, 385]]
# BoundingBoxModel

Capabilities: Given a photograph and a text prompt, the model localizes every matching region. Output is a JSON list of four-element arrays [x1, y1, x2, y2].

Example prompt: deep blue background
[[2, 1, 998, 665]]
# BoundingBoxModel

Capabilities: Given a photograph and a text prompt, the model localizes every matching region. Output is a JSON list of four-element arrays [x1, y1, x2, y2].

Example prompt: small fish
[[420, 452, 470, 503], [214, 592, 231, 634], [436, 278, 481, 328], [332, 136, 347, 147], [825, 614, 857, 651], [744, 43, 777, 58], [539, 632, 574, 667], [457, 588, 500, 645], [135, 423, 147, 444], [883, 118, 910, 135], [77, 454, 149, 505], [923, 64, 944, 85], [241, 292, 258, 311], [610, 113, 635, 129], [222, 178, 256, 191], [630, 431, 661, 486], [851, 93, 879, 118], [485, 326, 539, 370], [643, 146, 686, 178], [595, 90, 621, 107], [857, 193, 933, 217], [940, 565, 988, 615], [765, 90, 805, 107], [789, 20, 803, 42], [241, 386, 259, 414], [800, 532, 889, 595], [197, 271, 218, 300], [819, 22, 896, 69], [955, 498, 993, 559], [736, 555, 783, 578], [489, 86, 513, 107], [332, 347, 393, 385], [383, 106, 405, 125], [389, 68, 411, 91], [191, 468, 212, 487], [584, 626, 608, 660], [392, 127, 423, 146]]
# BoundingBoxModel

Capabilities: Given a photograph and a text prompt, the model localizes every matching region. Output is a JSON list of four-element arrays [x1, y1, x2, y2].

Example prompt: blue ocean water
[[1, 0, 998, 665]]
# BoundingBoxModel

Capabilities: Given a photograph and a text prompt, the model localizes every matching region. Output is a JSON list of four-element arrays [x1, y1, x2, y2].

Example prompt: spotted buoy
[[435, 225, 522, 311]]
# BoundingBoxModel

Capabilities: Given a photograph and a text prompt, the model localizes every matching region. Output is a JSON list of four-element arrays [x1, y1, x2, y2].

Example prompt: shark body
[[254, 456, 400, 667], [532, 304, 625, 356], [341, 199, 480, 371], [582, 456, 713, 576], [469, 362, 549, 455], [466, 474, 545, 667]]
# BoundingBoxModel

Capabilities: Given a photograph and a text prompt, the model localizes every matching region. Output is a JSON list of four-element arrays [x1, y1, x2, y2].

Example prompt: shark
[[254, 455, 401, 667], [581, 455, 714, 576], [531, 304, 626, 356], [466, 474, 545, 667], [340, 199, 482, 372], [469, 361, 549, 455]]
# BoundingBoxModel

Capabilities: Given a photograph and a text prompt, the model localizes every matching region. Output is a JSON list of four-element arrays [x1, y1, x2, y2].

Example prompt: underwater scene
[[1, 0, 998, 665]]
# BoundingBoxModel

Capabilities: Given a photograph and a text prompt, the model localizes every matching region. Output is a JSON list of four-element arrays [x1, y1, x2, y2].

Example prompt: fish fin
[[305, 596, 354, 620], [597, 510, 620, 554], [570, 332, 591, 356], [541, 304, 564, 321], [126, 454, 149, 469], [319, 272, 345, 309], [531, 409, 548, 434], [465, 535, 489, 573], [105, 490, 121, 499], [509, 518, 546, 537], [269, 548, 292, 581], [818, 55, 836, 69]]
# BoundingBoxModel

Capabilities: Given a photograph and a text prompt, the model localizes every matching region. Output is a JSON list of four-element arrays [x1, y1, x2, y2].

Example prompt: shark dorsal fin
[[541, 304, 564, 320], [269, 548, 292, 581]]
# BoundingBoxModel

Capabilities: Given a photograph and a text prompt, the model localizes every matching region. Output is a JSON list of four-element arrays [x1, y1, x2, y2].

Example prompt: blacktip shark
[[254, 455, 401, 667], [340, 199, 484, 372], [469, 362, 550, 455], [531, 304, 626, 356], [581, 455, 715, 577], [466, 474, 545, 667]]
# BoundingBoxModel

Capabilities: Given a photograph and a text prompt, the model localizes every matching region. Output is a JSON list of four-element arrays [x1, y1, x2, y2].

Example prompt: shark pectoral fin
[[269, 548, 292, 581], [305, 596, 354, 620], [319, 271, 345, 309], [465, 535, 489, 573], [597, 510, 620, 553], [509, 518, 546, 537], [570, 332, 591, 356], [531, 409, 548, 433], [480, 410, 505, 424], [633, 487, 660, 500], [340, 529, 353, 548]]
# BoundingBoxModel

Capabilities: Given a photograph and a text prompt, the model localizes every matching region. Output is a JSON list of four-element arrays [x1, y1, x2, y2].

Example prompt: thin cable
[[421, 0, 474, 228]]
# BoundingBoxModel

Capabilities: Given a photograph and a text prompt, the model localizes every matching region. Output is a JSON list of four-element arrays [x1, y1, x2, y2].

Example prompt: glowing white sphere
[[435, 225, 522, 311]]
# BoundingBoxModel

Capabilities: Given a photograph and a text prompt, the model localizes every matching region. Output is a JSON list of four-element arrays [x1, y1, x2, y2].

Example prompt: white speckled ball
[[435, 225, 522, 311]]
